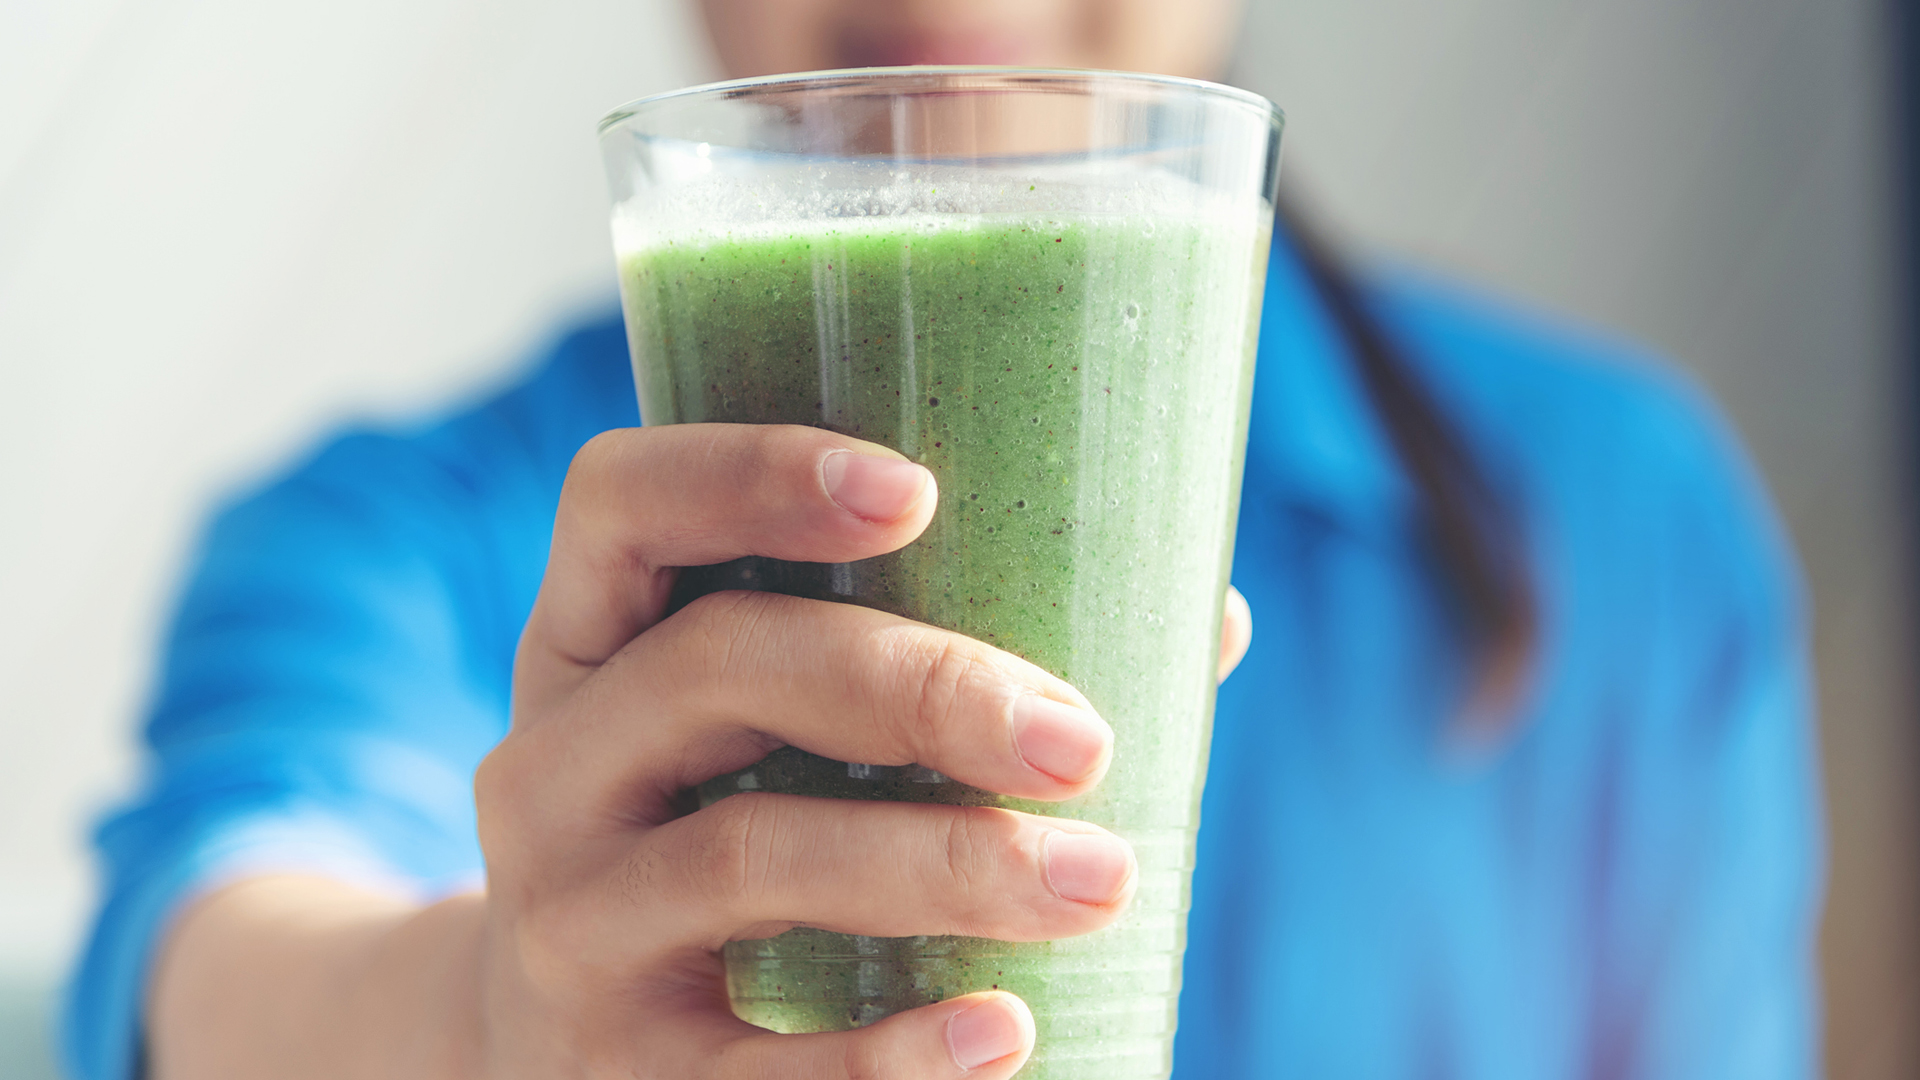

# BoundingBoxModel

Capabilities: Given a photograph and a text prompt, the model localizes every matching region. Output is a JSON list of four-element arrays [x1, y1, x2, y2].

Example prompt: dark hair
[[1274, 192, 1536, 730]]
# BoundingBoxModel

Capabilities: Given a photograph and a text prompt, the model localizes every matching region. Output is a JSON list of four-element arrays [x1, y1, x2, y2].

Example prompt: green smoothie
[[618, 210, 1267, 1078]]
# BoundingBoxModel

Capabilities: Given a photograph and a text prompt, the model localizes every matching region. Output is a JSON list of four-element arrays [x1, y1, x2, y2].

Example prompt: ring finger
[[596, 794, 1137, 952]]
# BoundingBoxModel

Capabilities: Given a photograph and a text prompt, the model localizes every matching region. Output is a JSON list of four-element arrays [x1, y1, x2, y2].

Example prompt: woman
[[66, 0, 1821, 1076]]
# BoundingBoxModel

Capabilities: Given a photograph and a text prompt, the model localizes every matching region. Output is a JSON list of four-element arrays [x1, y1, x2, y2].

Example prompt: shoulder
[[181, 309, 636, 651], [335, 308, 631, 492], [219, 308, 634, 535], [1369, 268, 1804, 665]]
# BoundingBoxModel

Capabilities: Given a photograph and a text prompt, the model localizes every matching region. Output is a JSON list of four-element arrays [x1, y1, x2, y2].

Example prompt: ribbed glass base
[[725, 826, 1192, 1079]]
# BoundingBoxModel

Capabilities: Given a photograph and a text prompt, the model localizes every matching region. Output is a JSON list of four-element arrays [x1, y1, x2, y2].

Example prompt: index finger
[[518, 424, 937, 705]]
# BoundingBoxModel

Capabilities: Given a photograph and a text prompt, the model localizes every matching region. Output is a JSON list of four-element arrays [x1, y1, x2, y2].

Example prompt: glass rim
[[597, 66, 1283, 138]]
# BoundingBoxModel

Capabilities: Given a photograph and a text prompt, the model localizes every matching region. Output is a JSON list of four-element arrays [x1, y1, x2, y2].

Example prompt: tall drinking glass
[[600, 68, 1282, 1079]]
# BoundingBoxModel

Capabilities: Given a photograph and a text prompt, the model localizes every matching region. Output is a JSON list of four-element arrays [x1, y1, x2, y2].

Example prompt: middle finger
[[507, 589, 1114, 827]]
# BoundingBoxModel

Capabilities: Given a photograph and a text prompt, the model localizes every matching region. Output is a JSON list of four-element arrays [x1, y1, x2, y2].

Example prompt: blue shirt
[[65, 238, 1822, 1079]]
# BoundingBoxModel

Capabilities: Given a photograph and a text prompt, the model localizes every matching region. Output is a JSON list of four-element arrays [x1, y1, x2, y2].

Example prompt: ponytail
[[1275, 193, 1536, 729]]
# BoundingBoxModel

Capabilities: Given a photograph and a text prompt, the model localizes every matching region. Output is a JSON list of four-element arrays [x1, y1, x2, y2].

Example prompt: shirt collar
[[1246, 226, 1409, 532]]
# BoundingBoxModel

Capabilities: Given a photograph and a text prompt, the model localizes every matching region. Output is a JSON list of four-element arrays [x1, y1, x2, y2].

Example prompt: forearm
[[148, 875, 485, 1080]]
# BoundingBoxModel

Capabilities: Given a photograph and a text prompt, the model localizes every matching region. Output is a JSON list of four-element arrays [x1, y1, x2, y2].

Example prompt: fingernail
[[1044, 832, 1135, 904], [1010, 695, 1109, 784], [947, 996, 1030, 1071], [823, 451, 930, 522]]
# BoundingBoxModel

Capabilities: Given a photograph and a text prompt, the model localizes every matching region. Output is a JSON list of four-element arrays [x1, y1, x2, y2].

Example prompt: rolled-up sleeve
[[61, 317, 635, 1080]]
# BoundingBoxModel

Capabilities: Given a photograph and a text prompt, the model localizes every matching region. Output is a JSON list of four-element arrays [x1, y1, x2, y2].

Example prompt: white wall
[[2, 0, 1911, 1075], [0, 0, 711, 1013]]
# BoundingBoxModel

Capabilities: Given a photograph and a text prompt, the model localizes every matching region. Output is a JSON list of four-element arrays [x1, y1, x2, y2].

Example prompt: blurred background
[[1, 0, 1913, 1076]]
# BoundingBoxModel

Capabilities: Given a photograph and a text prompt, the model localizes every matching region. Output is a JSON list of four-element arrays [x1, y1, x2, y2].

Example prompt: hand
[[149, 424, 1254, 1080], [478, 422, 1134, 1078]]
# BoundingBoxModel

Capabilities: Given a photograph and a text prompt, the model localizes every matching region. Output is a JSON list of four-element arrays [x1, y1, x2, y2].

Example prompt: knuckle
[[563, 429, 633, 500], [690, 587, 779, 654], [899, 632, 990, 752], [674, 589, 787, 699], [841, 1036, 890, 1080], [472, 735, 536, 864], [555, 429, 653, 576], [614, 837, 675, 912], [737, 423, 794, 481], [685, 793, 779, 909], [695, 423, 799, 510], [573, 427, 629, 470], [939, 808, 1024, 915], [471, 738, 514, 817]]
